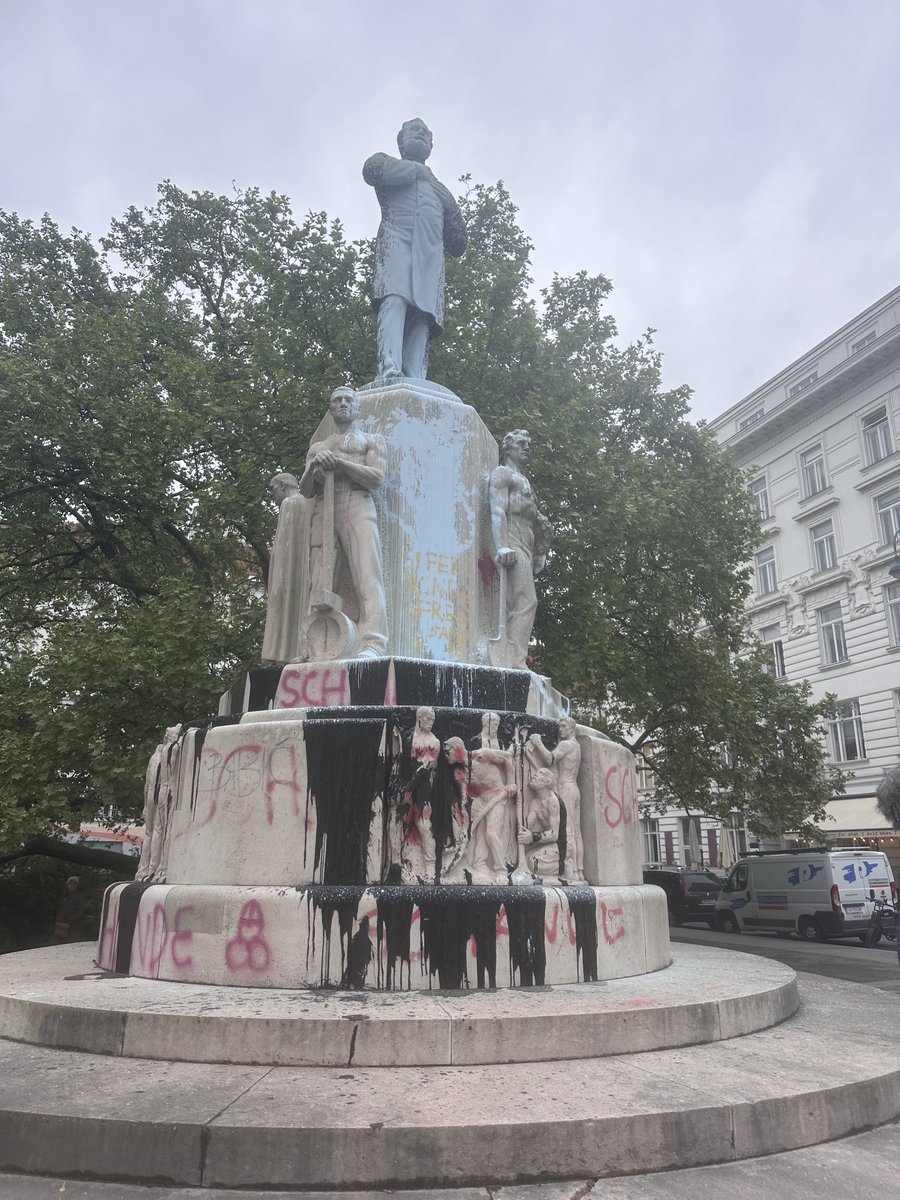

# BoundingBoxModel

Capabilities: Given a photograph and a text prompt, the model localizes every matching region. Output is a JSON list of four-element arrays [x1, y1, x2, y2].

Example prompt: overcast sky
[[3, 0, 899, 421]]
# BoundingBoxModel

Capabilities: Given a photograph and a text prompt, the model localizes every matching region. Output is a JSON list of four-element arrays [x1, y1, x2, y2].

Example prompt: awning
[[821, 797, 894, 837]]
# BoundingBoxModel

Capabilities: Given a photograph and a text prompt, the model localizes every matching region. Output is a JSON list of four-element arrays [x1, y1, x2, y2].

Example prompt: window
[[635, 751, 655, 790], [750, 476, 770, 519], [681, 816, 703, 867], [641, 819, 661, 865], [818, 602, 848, 665], [862, 407, 892, 465], [810, 518, 837, 572], [876, 487, 900, 545], [851, 331, 876, 354], [725, 812, 748, 857], [760, 623, 786, 678], [801, 445, 827, 497], [829, 700, 866, 762], [756, 545, 777, 594], [789, 371, 818, 397], [738, 408, 764, 430], [887, 582, 900, 646]]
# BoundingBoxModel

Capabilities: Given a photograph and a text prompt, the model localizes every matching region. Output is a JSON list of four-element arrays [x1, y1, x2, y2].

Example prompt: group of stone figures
[[262, 391, 551, 670], [386, 709, 584, 887]]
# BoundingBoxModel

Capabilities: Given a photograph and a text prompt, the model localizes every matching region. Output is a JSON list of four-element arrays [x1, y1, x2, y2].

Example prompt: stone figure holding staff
[[298, 388, 388, 660], [363, 118, 467, 382], [489, 429, 552, 668]]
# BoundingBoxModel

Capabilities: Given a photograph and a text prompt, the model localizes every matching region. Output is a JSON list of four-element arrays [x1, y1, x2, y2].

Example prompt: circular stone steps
[[0, 946, 897, 1190], [0, 943, 796, 1067]]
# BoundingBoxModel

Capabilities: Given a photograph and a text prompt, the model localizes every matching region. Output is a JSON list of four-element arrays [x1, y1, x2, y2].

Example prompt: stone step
[[0, 969, 897, 1190], [0, 943, 797, 1067]]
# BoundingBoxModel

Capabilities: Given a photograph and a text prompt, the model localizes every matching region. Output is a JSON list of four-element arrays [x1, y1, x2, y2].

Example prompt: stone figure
[[261, 473, 307, 666], [445, 712, 517, 884], [298, 388, 388, 660], [489, 430, 552, 668], [524, 716, 584, 882], [518, 766, 565, 882], [136, 725, 182, 883], [440, 735, 470, 876], [780, 578, 809, 638], [408, 706, 440, 880], [363, 118, 467, 381], [845, 553, 875, 617]]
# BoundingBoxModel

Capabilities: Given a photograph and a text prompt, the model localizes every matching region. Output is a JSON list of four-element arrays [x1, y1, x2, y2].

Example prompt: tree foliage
[[0, 180, 841, 851]]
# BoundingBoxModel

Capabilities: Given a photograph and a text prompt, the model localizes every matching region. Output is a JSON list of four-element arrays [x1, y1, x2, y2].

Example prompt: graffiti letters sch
[[603, 763, 639, 829]]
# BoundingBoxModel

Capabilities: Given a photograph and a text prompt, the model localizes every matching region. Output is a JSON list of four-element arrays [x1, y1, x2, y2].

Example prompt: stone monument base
[[96, 881, 670, 990]]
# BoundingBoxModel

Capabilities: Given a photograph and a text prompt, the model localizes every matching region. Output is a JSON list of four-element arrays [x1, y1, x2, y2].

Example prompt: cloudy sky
[[3, 0, 899, 421]]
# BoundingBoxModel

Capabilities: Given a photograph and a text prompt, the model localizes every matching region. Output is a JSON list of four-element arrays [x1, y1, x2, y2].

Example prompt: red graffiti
[[477, 553, 499, 590], [225, 899, 272, 973], [545, 904, 560, 944], [97, 898, 120, 970], [622, 998, 654, 1008], [603, 763, 639, 829], [131, 902, 195, 975], [601, 901, 625, 945], [566, 907, 577, 947], [277, 665, 350, 709], [169, 905, 194, 969], [131, 902, 167, 975], [197, 738, 303, 828], [496, 910, 510, 938]]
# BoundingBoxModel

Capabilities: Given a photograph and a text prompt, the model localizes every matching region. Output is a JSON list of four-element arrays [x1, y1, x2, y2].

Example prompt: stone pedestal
[[310, 380, 499, 663]]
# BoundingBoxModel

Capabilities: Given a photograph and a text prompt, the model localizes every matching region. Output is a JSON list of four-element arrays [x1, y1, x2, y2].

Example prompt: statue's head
[[269, 472, 299, 505], [533, 766, 555, 791], [559, 716, 576, 739], [330, 387, 359, 424], [397, 118, 433, 163], [499, 429, 531, 467], [416, 706, 436, 731]]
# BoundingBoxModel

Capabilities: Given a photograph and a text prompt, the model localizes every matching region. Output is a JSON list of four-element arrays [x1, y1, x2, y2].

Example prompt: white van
[[715, 848, 896, 942]]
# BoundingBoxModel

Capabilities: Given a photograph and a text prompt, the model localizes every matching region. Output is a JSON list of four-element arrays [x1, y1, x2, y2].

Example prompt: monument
[[4, 121, 895, 1196], [95, 120, 665, 992]]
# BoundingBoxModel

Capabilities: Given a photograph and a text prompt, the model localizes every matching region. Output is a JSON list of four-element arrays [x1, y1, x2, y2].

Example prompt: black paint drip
[[503, 888, 547, 986], [113, 881, 155, 973], [567, 887, 599, 982], [303, 719, 386, 884], [374, 889, 415, 990]]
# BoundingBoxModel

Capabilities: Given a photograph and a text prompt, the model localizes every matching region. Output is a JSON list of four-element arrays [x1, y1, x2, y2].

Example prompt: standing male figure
[[261, 472, 306, 666], [299, 388, 388, 659], [363, 118, 467, 381], [489, 429, 552, 668]]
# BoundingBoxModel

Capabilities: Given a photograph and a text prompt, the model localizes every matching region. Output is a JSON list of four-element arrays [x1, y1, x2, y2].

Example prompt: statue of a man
[[518, 766, 565, 883], [363, 118, 467, 382], [136, 724, 182, 883], [525, 716, 584, 883], [299, 388, 388, 659], [261, 473, 307, 666], [489, 430, 552, 668]]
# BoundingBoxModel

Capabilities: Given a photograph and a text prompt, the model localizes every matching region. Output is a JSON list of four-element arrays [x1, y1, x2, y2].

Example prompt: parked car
[[642, 866, 723, 927], [715, 848, 897, 942]]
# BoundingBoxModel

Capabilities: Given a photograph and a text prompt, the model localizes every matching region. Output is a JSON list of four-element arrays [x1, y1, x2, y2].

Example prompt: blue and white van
[[715, 848, 896, 941]]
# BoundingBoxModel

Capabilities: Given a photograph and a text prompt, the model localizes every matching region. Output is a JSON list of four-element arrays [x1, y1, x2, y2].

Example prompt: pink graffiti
[[131, 902, 195, 975], [601, 901, 625, 945], [545, 905, 560, 944], [225, 900, 272, 973], [197, 738, 303, 827], [277, 665, 350, 709], [97, 899, 120, 970], [622, 998, 654, 1008], [603, 763, 639, 829], [477, 553, 499, 589]]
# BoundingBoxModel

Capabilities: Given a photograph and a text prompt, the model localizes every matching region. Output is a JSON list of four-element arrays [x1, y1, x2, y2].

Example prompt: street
[[670, 923, 900, 993]]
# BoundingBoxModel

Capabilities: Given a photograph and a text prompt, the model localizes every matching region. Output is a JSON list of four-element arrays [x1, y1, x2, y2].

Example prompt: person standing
[[51, 876, 87, 943]]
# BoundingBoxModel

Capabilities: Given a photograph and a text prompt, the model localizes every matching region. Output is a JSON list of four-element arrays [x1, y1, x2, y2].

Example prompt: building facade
[[706, 286, 900, 876]]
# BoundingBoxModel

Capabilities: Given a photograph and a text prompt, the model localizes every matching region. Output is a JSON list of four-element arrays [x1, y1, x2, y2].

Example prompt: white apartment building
[[640, 286, 900, 876], [708, 285, 900, 876]]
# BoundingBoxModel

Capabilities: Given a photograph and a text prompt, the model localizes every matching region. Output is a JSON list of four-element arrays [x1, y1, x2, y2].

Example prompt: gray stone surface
[[0, 943, 796, 1066], [0, 970, 896, 1188], [3, 1122, 900, 1193]]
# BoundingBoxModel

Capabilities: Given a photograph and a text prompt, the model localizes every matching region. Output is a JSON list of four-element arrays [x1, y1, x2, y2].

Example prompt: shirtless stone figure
[[299, 388, 388, 659], [489, 429, 552, 668], [525, 716, 584, 882]]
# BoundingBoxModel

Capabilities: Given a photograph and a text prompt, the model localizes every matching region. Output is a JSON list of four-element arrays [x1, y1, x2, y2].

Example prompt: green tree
[[0, 180, 840, 854]]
